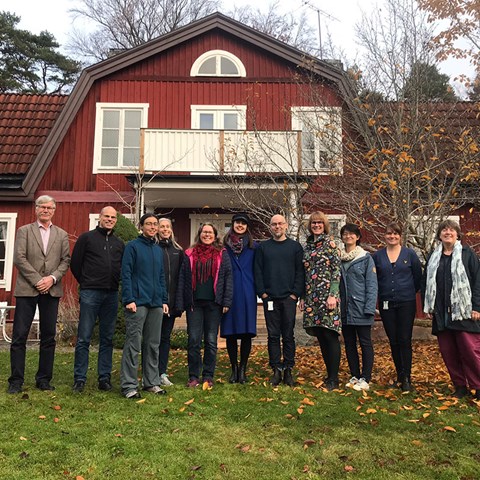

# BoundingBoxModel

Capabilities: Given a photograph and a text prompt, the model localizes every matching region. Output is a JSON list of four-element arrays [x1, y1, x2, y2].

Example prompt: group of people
[[6, 195, 480, 402]]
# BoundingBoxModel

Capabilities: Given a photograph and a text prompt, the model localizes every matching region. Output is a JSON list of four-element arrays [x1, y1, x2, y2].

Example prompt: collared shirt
[[37, 221, 52, 254]]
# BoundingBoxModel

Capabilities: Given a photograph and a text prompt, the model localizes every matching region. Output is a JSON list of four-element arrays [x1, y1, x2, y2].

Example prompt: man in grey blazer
[[8, 195, 70, 394]]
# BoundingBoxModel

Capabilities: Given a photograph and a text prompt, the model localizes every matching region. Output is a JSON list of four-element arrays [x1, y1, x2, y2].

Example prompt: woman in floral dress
[[301, 212, 341, 390]]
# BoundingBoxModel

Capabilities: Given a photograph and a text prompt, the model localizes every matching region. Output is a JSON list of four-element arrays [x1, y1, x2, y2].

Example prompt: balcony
[[141, 129, 306, 175]]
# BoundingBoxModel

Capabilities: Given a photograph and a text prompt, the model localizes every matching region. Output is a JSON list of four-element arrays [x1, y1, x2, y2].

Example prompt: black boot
[[238, 362, 247, 384], [271, 368, 282, 386], [401, 376, 412, 392], [229, 363, 239, 384], [325, 377, 339, 391], [453, 385, 468, 398], [283, 368, 295, 387]]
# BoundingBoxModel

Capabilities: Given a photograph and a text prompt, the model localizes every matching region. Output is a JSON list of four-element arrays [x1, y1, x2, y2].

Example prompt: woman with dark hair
[[301, 211, 341, 390], [372, 222, 422, 392], [423, 219, 480, 400], [156, 218, 185, 387], [221, 213, 257, 384], [339, 223, 378, 391], [177, 223, 233, 388], [120, 213, 169, 399]]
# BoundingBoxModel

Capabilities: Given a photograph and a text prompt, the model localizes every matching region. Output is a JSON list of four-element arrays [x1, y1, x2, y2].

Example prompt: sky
[[0, 0, 475, 94]]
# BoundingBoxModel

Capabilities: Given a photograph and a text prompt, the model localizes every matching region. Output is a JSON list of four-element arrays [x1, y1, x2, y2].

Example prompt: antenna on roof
[[302, 1, 339, 60]]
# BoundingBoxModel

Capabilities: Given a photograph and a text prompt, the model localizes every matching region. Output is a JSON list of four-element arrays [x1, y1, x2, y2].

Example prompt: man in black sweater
[[254, 214, 304, 386], [70, 206, 124, 393]]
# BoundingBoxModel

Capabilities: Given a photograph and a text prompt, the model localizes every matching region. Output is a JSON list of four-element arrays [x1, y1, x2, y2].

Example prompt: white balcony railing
[[141, 129, 304, 174]]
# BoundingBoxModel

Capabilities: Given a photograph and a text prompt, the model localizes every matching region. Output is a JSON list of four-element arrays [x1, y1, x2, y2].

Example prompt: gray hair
[[35, 195, 56, 207]]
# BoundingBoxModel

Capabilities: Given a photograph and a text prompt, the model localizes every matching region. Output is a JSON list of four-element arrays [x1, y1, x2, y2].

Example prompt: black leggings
[[342, 324, 374, 382], [226, 335, 252, 366], [379, 300, 416, 379], [315, 328, 341, 381]]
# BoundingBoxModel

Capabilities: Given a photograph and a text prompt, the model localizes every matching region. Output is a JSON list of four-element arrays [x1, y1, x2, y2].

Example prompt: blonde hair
[[157, 217, 183, 250]]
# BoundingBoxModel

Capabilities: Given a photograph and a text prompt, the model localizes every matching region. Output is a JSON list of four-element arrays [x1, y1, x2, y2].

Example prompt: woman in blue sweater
[[372, 223, 422, 392]]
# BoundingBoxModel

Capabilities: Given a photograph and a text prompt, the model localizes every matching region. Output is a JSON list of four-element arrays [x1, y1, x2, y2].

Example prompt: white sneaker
[[143, 385, 166, 395], [159, 373, 173, 386], [353, 378, 370, 391], [346, 376, 359, 388]]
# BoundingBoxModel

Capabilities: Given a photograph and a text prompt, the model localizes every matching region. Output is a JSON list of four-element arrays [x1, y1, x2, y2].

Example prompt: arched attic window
[[190, 50, 246, 77]]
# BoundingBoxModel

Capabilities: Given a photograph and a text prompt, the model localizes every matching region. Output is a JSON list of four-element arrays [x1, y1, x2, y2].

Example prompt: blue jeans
[[74, 289, 118, 382], [187, 300, 222, 380], [263, 296, 297, 369]]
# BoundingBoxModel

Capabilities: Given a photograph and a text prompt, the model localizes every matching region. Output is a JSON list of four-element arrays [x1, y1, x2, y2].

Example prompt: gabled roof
[[0, 12, 352, 199], [0, 93, 68, 189]]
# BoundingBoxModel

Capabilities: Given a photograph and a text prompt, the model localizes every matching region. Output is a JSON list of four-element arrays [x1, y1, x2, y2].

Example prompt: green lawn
[[0, 342, 478, 480]]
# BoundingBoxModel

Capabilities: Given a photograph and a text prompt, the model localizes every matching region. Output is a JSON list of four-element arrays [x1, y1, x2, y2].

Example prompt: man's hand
[[36, 276, 54, 294]]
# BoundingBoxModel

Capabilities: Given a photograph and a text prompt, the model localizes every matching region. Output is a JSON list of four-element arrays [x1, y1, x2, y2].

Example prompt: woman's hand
[[298, 299, 305, 311], [223, 306, 230, 314], [425, 313, 432, 320], [163, 304, 169, 315], [326, 295, 337, 310], [126, 302, 137, 313], [472, 310, 480, 321]]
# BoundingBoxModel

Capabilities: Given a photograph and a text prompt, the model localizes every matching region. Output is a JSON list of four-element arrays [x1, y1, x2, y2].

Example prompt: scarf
[[191, 244, 221, 291], [423, 240, 472, 321], [225, 232, 245, 255], [339, 245, 365, 263]]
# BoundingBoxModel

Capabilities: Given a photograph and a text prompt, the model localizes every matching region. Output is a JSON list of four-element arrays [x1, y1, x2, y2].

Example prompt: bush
[[170, 328, 188, 350], [113, 213, 139, 349]]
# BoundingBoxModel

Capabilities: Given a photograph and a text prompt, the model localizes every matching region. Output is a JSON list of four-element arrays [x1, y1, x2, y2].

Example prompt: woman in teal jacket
[[120, 214, 168, 399], [339, 223, 378, 392]]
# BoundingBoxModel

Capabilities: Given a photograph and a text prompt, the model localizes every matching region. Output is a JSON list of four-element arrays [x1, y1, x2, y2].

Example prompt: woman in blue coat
[[339, 223, 378, 392], [221, 213, 257, 384]]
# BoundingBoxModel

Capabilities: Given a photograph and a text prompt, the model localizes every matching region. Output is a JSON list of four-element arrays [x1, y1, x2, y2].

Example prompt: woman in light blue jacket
[[339, 224, 378, 392]]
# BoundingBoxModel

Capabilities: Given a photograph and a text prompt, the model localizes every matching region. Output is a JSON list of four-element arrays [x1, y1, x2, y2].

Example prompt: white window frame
[[88, 212, 136, 231], [0, 213, 18, 291], [291, 106, 342, 173], [191, 105, 247, 130], [93, 103, 149, 173], [190, 50, 246, 77]]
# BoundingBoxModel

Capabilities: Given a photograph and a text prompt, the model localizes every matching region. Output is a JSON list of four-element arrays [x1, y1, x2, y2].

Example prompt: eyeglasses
[[36, 205, 55, 211], [143, 222, 158, 227]]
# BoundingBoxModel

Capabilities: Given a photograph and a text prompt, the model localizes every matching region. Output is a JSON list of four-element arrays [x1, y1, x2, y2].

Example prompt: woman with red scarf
[[176, 223, 233, 387]]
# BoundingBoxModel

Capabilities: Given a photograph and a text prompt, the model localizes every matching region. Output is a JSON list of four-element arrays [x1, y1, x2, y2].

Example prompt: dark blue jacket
[[121, 235, 167, 308], [340, 253, 378, 326], [372, 247, 422, 303]]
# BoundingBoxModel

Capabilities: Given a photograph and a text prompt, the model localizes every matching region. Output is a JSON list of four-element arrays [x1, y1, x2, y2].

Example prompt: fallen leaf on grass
[[38, 415, 46, 420], [443, 426, 456, 432], [54, 418, 59, 423], [412, 440, 422, 446], [179, 407, 186, 412], [344, 465, 354, 472], [219, 464, 228, 473], [53, 405, 61, 411], [423, 413, 431, 419], [184, 398, 195, 406], [297, 407, 304, 415], [114, 434, 123, 437], [303, 439, 316, 449], [136, 398, 146, 404], [191, 465, 201, 471], [303, 465, 310, 473], [20, 437, 27, 441], [366, 408, 377, 414], [202, 382, 211, 391], [302, 398, 315, 406], [76, 476, 85, 480]]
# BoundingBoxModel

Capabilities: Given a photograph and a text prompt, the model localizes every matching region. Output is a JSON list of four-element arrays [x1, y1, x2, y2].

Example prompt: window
[[0, 213, 18, 291], [191, 105, 246, 130], [190, 50, 246, 77], [93, 103, 149, 173], [291, 107, 342, 172]]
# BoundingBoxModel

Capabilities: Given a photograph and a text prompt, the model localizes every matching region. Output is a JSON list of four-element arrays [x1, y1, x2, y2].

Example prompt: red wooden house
[[0, 13, 352, 303]]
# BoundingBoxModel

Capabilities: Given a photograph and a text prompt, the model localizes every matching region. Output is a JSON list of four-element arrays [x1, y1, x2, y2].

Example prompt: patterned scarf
[[225, 232, 245, 255], [191, 244, 221, 290], [423, 240, 472, 321], [339, 245, 364, 262]]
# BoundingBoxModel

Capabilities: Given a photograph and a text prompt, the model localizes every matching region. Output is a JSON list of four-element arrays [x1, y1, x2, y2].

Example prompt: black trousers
[[9, 295, 59, 386], [342, 324, 374, 382], [379, 300, 416, 379]]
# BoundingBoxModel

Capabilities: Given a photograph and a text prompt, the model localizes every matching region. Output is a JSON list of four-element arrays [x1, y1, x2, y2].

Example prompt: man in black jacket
[[254, 214, 304, 386], [70, 206, 125, 392]]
